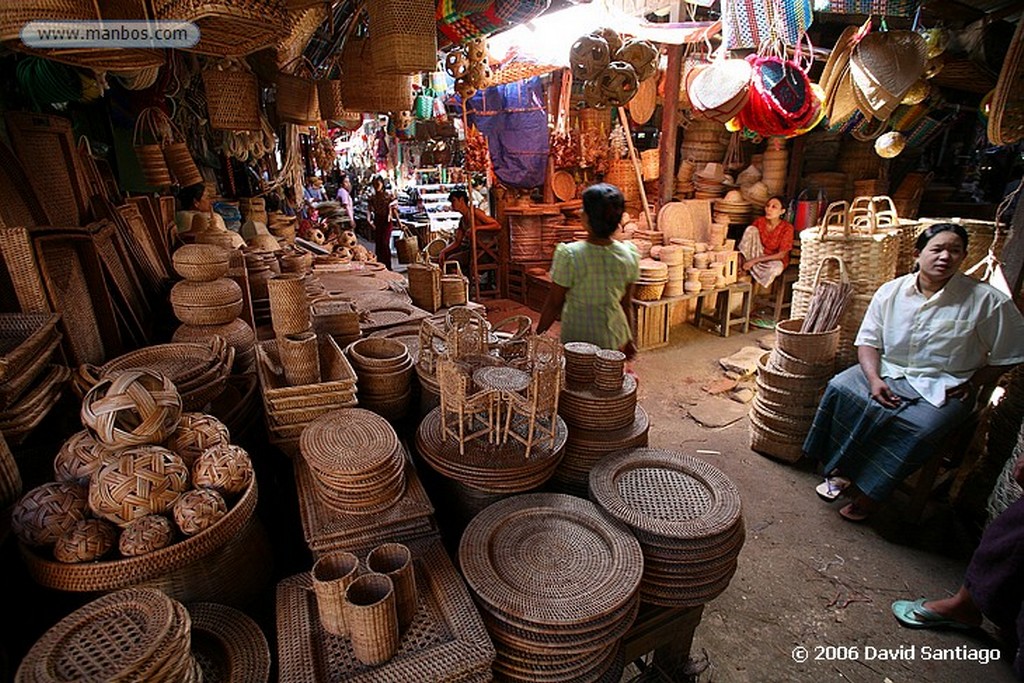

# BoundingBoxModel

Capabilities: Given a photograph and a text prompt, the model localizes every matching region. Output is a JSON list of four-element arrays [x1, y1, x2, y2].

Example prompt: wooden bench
[[632, 281, 753, 349]]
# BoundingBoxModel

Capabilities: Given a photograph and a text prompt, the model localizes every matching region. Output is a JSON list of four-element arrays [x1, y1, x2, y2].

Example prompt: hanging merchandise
[[848, 29, 927, 122], [550, 70, 579, 169], [437, 0, 550, 45], [736, 37, 821, 138], [569, 28, 657, 109], [687, 57, 752, 124], [465, 76, 548, 187], [721, 0, 813, 50], [873, 130, 906, 158], [815, 0, 917, 16]]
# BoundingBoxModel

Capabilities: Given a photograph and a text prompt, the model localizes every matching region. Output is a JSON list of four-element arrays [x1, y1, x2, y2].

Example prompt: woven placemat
[[299, 408, 400, 476], [276, 538, 495, 683], [589, 448, 742, 540], [458, 493, 642, 627], [188, 602, 271, 683], [558, 375, 637, 431]]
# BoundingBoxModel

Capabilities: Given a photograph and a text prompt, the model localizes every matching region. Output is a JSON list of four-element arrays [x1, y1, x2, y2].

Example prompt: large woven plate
[[189, 602, 271, 683], [276, 538, 495, 683], [299, 407, 400, 475], [458, 493, 642, 627], [589, 448, 742, 540]]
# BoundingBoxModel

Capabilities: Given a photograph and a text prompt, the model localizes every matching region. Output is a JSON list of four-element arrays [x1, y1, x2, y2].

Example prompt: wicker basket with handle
[[277, 58, 321, 126], [201, 59, 262, 132], [440, 261, 468, 308], [366, 0, 437, 75]]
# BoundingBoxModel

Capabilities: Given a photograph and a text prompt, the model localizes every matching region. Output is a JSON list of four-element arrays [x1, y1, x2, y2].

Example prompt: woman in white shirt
[[804, 223, 1024, 522]]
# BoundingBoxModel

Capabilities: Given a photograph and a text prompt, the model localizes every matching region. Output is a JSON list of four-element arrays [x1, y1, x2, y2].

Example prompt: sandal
[[815, 476, 851, 502], [891, 599, 977, 630], [839, 502, 870, 522]]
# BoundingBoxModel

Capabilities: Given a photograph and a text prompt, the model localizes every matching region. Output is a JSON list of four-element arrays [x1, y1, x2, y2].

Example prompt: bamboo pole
[[617, 106, 654, 231]]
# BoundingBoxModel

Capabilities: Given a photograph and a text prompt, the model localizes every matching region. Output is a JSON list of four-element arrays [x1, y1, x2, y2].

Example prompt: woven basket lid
[[589, 448, 743, 540], [299, 408, 399, 475], [458, 492, 643, 626], [689, 58, 751, 111]]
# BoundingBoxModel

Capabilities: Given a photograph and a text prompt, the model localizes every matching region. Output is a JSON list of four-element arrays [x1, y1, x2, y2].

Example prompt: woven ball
[[570, 34, 611, 82], [455, 77, 477, 101], [592, 27, 622, 55], [192, 444, 253, 496], [616, 39, 658, 82], [338, 230, 358, 248], [598, 61, 639, 107], [165, 413, 231, 468], [118, 514, 175, 557], [582, 79, 608, 109], [467, 62, 492, 90], [173, 488, 227, 536], [53, 430, 111, 484], [445, 49, 469, 79], [81, 370, 183, 448], [88, 446, 190, 527], [11, 482, 90, 547], [466, 37, 488, 64], [53, 519, 118, 563]]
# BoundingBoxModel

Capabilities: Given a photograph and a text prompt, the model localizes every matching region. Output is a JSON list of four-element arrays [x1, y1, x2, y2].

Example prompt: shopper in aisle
[[335, 172, 355, 227], [368, 175, 398, 269], [537, 183, 639, 359], [804, 223, 1024, 522]]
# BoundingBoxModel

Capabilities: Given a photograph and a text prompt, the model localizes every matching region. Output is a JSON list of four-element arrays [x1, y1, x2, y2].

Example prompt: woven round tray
[[20, 478, 257, 592], [588, 448, 742, 540], [188, 602, 271, 683], [558, 374, 637, 431], [299, 408, 400, 476], [458, 492, 642, 627]]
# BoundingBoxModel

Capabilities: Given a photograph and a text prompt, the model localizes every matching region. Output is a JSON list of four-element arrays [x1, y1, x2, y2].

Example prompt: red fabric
[[753, 216, 795, 269]]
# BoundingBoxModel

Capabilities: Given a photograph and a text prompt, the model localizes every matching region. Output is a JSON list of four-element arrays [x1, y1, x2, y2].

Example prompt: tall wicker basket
[[277, 59, 321, 126], [202, 59, 262, 131], [366, 0, 437, 75]]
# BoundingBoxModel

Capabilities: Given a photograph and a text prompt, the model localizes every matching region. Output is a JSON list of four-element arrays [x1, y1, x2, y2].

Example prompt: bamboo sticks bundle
[[800, 257, 852, 334]]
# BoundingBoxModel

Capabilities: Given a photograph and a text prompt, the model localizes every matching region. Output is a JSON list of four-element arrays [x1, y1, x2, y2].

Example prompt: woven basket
[[797, 222, 898, 294], [135, 144, 172, 187], [340, 35, 414, 112], [170, 278, 244, 326], [162, 142, 203, 187], [406, 263, 442, 313], [317, 79, 363, 128], [749, 412, 805, 463], [605, 158, 639, 204], [749, 400, 812, 439], [641, 148, 660, 181], [634, 281, 666, 301], [344, 573, 400, 666], [172, 244, 231, 281], [81, 370, 183, 448], [153, 0, 286, 56], [440, 262, 468, 307], [366, 542, 417, 631], [202, 59, 262, 131], [774, 318, 840, 364], [395, 229, 419, 265], [768, 346, 834, 379], [347, 338, 408, 370], [278, 331, 321, 386], [756, 353, 827, 395], [267, 274, 311, 335], [367, 0, 437, 75], [312, 550, 360, 637], [277, 61, 321, 126]]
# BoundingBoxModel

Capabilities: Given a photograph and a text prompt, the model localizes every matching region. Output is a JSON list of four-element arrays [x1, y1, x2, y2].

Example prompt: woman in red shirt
[[738, 196, 794, 288]]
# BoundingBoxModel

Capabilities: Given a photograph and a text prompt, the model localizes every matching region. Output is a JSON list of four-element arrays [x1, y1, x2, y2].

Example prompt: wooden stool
[[693, 282, 752, 338]]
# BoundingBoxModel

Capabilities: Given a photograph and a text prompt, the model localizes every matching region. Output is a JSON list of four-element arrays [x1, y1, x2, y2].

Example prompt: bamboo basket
[[339, 32, 413, 113], [277, 59, 321, 126], [748, 411, 807, 463], [366, 0, 438, 75], [774, 319, 840, 364], [162, 142, 203, 187], [440, 262, 468, 308], [152, 0, 286, 57], [202, 59, 262, 131], [407, 262, 441, 313], [605, 158, 639, 205], [317, 79, 362, 128]]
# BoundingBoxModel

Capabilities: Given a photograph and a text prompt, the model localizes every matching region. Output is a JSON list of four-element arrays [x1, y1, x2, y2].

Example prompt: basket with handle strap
[[440, 261, 468, 308], [394, 220, 419, 265]]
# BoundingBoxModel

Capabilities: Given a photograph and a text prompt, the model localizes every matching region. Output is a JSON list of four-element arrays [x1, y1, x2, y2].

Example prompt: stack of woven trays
[[0, 313, 68, 445], [73, 338, 235, 412], [761, 139, 788, 195], [255, 334, 357, 456], [170, 244, 256, 374], [589, 449, 745, 607], [346, 338, 413, 422], [17, 588, 271, 683], [656, 245, 687, 297], [298, 408, 407, 515], [564, 342, 599, 388], [458, 493, 640, 682], [636, 259, 668, 301], [594, 349, 626, 392], [750, 319, 838, 463], [276, 538, 495, 683]]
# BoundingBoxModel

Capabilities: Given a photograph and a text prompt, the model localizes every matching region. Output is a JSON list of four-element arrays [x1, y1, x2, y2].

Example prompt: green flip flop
[[750, 317, 776, 330], [891, 599, 975, 630]]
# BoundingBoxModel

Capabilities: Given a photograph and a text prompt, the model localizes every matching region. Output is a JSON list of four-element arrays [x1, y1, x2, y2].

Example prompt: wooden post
[[617, 107, 654, 231], [999, 195, 1024, 307], [784, 135, 806, 201], [659, 44, 683, 209], [543, 73, 562, 205]]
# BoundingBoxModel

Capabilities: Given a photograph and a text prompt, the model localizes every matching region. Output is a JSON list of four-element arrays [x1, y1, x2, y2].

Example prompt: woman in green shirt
[[537, 183, 640, 358]]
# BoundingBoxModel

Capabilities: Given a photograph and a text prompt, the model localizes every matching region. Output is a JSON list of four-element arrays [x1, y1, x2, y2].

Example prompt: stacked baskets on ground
[[749, 319, 839, 462], [458, 493, 640, 682], [345, 338, 413, 422], [589, 449, 745, 607], [0, 313, 67, 445], [170, 244, 256, 374]]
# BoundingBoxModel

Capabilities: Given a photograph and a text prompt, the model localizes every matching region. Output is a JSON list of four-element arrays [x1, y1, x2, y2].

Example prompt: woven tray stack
[[589, 449, 745, 607], [255, 334, 358, 456], [635, 258, 668, 301], [554, 360, 648, 496], [0, 313, 68, 445], [170, 245, 256, 374], [750, 320, 838, 462], [17, 588, 271, 683], [458, 493, 641, 682], [346, 338, 414, 422], [276, 539, 495, 683]]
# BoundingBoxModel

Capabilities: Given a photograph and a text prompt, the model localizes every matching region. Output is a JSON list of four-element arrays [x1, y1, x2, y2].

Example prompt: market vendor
[[174, 182, 212, 232], [738, 196, 794, 288], [438, 188, 499, 274], [805, 223, 1024, 522], [368, 175, 398, 269], [536, 183, 639, 359]]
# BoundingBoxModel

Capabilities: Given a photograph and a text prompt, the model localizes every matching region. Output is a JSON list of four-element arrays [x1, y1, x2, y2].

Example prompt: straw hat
[[850, 30, 927, 119], [697, 162, 725, 181], [689, 58, 752, 123]]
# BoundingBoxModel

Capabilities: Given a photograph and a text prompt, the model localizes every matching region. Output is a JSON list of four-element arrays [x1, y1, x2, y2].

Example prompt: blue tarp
[[465, 77, 549, 188]]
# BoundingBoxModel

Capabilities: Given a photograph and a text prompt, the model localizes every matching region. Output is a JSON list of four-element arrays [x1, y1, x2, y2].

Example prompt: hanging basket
[[201, 59, 262, 131], [340, 33, 414, 113], [163, 142, 203, 187], [366, 0, 437, 75], [277, 59, 321, 126], [317, 79, 362, 128]]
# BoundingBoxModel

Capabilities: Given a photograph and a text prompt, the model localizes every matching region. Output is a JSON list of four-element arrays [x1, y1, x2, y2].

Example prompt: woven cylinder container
[[278, 331, 321, 386], [317, 80, 362, 127], [312, 550, 360, 637], [53, 518, 119, 563], [162, 142, 203, 187], [12, 481, 90, 547], [340, 36, 414, 112], [172, 244, 231, 281], [135, 144, 172, 187], [170, 278, 244, 326], [202, 63, 262, 131], [605, 158, 639, 204], [344, 573, 399, 666], [192, 444, 253, 496], [173, 488, 228, 536], [366, 0, 437, 75], [277, 72, 321, 126], [119, 514, 175, 557], [773, 319, 840, 364], [267, 274, 311, 335], [366, 542, 417, 630], [81, 370, 183, 448], [88, 446, 190, 527]]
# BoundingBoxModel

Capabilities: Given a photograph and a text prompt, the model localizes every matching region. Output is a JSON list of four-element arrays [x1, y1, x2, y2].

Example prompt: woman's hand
[[869, 378, 901, 408]]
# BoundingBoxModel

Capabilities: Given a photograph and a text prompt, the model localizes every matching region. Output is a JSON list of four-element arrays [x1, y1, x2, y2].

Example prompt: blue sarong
[[803, 366, 972, 501]]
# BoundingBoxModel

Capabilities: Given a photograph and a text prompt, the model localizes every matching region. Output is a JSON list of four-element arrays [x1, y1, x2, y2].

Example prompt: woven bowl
[[172, 244, 231, 281], [118, 514, 175, 557], [53, 519, 119, 564], [88, 446, 190, 527], [170, 279, 244, 326], [173, 488, 227, 536], [346, 338, 409, 370], [82, 370, 183, 449], [165, 413, 231, 468], [634, 281, 666, 301], [12, 481, 90, 547], [53, 430, 110, 484], [192, 444, 253, 496]]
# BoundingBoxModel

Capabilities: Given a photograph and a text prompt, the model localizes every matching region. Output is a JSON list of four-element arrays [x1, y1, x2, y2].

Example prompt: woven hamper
[[277, 61, 321, 126], [317, 79, 362, 128], [202, 60, 262, 131], [366, 0, 437, 75]]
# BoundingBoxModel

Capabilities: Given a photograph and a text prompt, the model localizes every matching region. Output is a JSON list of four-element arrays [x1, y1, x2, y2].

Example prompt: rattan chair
[[502, 360, 562, 458], [416, 317, 447, 376], [527, 335, 564, 374], [444, 306, 490, 360], [489, 315, 534, 367], [437, 358, 497, 455]]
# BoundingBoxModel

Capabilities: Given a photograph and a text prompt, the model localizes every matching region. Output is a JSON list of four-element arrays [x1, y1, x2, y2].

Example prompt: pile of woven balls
[[445, 37, 492, 100], [570, 27, 658, 108]]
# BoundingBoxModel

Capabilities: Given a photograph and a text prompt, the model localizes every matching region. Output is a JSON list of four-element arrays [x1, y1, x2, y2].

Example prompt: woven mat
[[189, 602, 271, 683]]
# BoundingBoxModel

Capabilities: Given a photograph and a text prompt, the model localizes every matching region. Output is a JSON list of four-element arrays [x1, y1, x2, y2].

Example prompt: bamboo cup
[[267, 273, 311, 335], [279, 331, 321, 386], [367, 543, 417, 631], [312, 551, 360, 636], [344, 573, 399, 666]]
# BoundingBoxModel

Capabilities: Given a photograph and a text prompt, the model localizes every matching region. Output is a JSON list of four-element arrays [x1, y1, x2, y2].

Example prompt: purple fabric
[[965, 497, 1024, 679], [466, 77, 549, 188]]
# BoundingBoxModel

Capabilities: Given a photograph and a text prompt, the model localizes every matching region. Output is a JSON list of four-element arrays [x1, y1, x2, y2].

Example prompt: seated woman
[[439, 188, 499, 275], [738, 195, 794, 289], [174, 182, 212, 233], [804, 222, 1024, 522], [537, 183, 639, 358], [891, 453, 1024, 680]]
